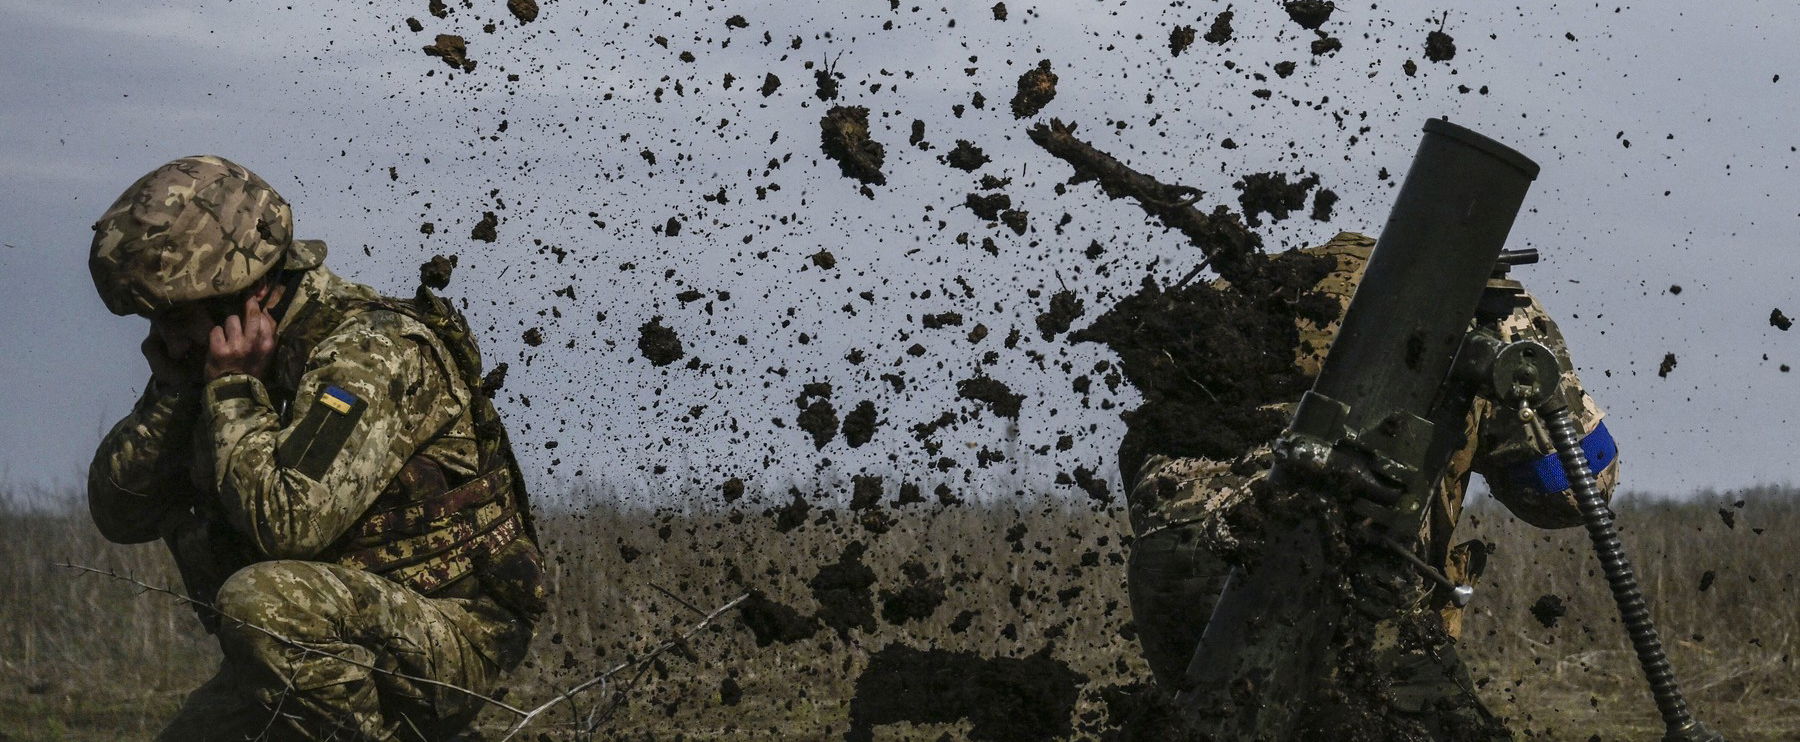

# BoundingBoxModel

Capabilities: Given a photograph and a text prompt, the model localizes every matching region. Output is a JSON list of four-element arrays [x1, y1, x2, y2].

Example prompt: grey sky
[[4, 0, 1799, 504]]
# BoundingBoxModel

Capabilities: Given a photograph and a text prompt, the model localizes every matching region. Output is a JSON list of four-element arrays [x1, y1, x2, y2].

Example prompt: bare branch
[[498, 591, 750, 741], [1027, 118, 1262, 286]]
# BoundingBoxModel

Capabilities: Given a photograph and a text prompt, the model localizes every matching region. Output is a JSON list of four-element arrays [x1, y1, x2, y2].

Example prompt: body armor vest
[[315, 289, 548, 620]]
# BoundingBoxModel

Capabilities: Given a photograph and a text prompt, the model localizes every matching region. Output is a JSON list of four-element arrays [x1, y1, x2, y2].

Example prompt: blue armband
[[1508, 421, 1617, 494]]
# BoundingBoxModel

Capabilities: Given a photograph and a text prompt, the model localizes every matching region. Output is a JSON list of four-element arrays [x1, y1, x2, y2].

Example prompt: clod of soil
[[422, 34, 475, 72], [419, 254, 457, 289], [1311, 188, 1339, 221], [1425, 29, 1456, 62], [1310, 32, 1343, 56], [1000, 209, 1028, 235], [1772, 308, 1792, 331], [638, 317, 685, 366], [846, 645, 1086, 742], [1203, 10, 1235, 44], [810, 542, 878, 638], [879, 573, 947, 625], [958, 376, 1025, 419], [766, 488, 812, 532], [1169, 25, 1197, 56], [738, 590, 820, 647], [842, 401, 878, 447], [815, 69, 840, 101], [797, 399, 839, 449], [965, 192, 1011, 221], [992, 2, 1007, 21], [522, 327, 544, 347], [506, 0, 538, 23], [760, 72, 780, 97], [1036, 290, 1086, 340], [1011, 59, 1058, 119], [1529, 594, 1567, 628], [1283, 1, 1335, 30], [820, 105, 887, 186], [945, 140, 990, 171], [470, 210, 498, 242], [721, 476, 745, 503], [1659, 352, 1678, 378], [1235, 171, 1321, 226], [719, 676, 743, 706]]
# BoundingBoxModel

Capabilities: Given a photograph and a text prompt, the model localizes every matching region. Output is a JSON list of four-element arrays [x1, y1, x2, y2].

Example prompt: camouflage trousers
[[156, 560, 532, 741]]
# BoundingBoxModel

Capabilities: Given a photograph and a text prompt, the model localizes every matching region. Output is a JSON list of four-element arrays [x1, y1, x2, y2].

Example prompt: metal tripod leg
[[1539, 405, 1723, 742]]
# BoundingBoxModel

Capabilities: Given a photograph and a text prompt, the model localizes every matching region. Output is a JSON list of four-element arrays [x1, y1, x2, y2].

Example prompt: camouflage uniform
[[87, 157, 545, 741], [1125, 232, 1619, 690]]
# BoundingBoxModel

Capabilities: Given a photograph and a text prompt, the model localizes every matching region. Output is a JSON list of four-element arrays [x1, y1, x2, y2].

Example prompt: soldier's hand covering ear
[[204, 284, 285, 381]]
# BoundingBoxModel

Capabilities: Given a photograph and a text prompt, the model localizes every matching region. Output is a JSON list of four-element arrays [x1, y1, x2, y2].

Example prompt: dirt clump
[[846, 644, 1086, 742], [422, 34, 475, 72], [820, 106, 886, 186], [419, 254, 457, 289], [506, 0, 538, 23], [965, 192, 1011, 221], [470, 210, 498, 242], [738, 590, 820, 647], [1235, 171, 1321, 226], [1772, 308, 1792, 330], [842, 400, 878, 447], [1036, 290, 1085, 340], [1169, 25, 1197, 56], [945, 140, 990, 171], [1011, 59, 1058, 119], [810, 542, 878, 638], [1425, 29, 1456, 62], [637, 317, 685, 366], [958, 376, 1025, 419], [1529, 594, 1567, 628], [1659, 352, 1678, 378], [1203, 10, 1235, 45], [1283, 1, 1335, 30]]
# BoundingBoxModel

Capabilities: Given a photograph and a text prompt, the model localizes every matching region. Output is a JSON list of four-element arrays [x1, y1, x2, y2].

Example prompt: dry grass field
[[1, 481, 1794, 740]]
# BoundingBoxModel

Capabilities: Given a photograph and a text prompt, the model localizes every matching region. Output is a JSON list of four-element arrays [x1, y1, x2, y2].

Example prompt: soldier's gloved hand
[[204, 285, 283, 381]]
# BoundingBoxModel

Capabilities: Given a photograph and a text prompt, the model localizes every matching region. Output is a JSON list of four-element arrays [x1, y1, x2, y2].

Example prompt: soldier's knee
[[214, 560, 343, 640]]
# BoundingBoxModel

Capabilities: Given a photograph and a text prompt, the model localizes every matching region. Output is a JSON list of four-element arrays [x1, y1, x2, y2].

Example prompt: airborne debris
[[1283, 1, 1335, 30], [1203, 9, 1235, 45], [1659, 352, 1678, 378], [820, 105, 887, 186], [1010, 59, 1058, 119], [1529, 594, 1567, 628], [638, 317, 685, 366], [506, 0, 538, 23], [1169, 25, 1197, 56], [470, 211, 498, 242], [422, 34, 474, 72], [1772, 308, 1792, 331], [945, 140, 991, 171], [419, 254, 457, 290]]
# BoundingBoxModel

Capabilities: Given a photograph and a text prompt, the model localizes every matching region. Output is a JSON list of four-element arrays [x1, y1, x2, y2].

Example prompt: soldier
[[1123, 231, 1619, 732], [86, 156, 547, 740]]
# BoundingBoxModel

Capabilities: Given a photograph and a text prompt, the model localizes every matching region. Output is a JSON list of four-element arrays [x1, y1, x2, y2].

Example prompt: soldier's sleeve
[[86, 378, 201, 544], [201, 312, 464, 560], [1470, 292, 1620, 529]]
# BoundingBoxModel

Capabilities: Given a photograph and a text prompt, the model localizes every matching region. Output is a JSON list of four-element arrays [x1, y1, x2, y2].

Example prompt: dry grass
[[1, 482, 1794, 740]]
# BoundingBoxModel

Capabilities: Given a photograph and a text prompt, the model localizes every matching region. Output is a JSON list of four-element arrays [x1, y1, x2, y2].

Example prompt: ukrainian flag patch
[[320, 385, 358, 414]]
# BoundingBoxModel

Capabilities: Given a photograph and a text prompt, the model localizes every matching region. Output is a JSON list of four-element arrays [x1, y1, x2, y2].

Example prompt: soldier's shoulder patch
[[278, 384, 369, 481]]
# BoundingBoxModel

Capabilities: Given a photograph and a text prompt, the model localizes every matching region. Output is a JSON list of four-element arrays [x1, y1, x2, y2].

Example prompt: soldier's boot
[[1125, 526, 1232, 688]]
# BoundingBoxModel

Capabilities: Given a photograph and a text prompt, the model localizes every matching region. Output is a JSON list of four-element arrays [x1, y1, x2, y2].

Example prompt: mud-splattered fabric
[[1125, 231, 1619, 683], [154, 560, 530, 741]]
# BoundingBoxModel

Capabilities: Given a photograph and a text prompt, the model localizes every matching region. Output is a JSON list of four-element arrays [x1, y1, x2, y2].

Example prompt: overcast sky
[[4, 0, 1799, 506]]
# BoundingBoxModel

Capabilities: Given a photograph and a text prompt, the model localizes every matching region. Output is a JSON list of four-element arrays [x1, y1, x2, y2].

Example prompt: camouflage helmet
[[89, 155, 326, 316]]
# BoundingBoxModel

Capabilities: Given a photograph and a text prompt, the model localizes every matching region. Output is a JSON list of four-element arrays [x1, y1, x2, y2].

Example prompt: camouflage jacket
[[88, 264, 486, 601], [1132, 232, 1618, 633]]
